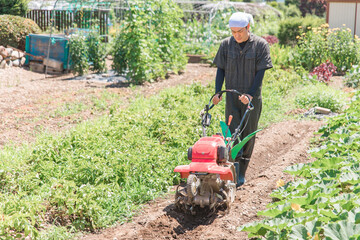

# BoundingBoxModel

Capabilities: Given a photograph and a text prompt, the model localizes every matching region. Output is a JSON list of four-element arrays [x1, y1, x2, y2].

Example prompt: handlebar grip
[[228, 115, 233, 125]]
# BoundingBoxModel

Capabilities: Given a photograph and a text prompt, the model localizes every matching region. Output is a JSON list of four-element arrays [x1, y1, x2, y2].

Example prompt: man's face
[[231, 25, 250, 43]]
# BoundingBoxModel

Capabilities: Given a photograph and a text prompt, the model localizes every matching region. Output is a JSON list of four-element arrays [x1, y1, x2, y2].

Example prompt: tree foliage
[[299, 0, 327, 17], [0, 0, 28, 16]]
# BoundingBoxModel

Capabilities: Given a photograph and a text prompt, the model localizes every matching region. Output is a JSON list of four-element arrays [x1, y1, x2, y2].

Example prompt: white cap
[[229, 12, 254, 28]]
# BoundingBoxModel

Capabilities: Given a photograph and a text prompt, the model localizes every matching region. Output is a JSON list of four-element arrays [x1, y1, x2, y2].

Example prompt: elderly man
[[212, 12, 273, 187]]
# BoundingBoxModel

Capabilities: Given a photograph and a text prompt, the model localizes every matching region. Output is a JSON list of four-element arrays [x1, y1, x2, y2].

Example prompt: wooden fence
[[26, 9, 110, 36]]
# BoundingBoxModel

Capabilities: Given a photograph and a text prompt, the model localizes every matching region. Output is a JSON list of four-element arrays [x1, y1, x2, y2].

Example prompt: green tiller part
[[220, 121, 232, 144], [231, 129, 262, 160]]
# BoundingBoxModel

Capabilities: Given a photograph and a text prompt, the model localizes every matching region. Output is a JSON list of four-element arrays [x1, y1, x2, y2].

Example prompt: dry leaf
[[276, 179, 285, 188]]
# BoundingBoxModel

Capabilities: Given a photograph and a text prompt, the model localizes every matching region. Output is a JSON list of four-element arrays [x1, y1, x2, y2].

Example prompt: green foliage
[[69, 34, 89, 76], [291, 25, 360, 72], [327, 28, 360, 72], [252, 11, 282, 37], [0, 15, 41, 50], [0, 0, 28, 16], [295, 83, 346, 112], [87, 30, 107, 73], [284, 4, 302, 17], [240, 91, 360, 239], [260, 67, 301, 126], [277, 15, 324, 46], [112, 0, 187, 84], [69, 30, 107, 75], [270, 43, 292, 68], [345, 65, 360, 88]]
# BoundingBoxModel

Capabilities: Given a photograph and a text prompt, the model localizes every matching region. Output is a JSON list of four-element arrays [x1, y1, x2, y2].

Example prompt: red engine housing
[[174, 135, 234, 181]]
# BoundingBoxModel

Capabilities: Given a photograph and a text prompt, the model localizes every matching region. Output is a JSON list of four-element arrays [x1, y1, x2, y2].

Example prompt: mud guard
[[230, 129, 262, 160]]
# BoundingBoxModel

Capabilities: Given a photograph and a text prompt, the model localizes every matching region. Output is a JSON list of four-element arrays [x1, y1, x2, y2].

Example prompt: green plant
[[292, 25, 360, 72], [87, 30, 107, 73], [291, 24, 329, 71], [295, 83, 346, 112], [0, 0, 28, 16], [112, 0, 187, 84], [240, 91, 359, 239], [0, 15, 41, 50], [327, 27, 360, 72], [270, 43, 292, 68], [69, 34, 89, 76], [344, 65, 360, 88], [277, 16, 324, 46], [284, 4, 302, 17]]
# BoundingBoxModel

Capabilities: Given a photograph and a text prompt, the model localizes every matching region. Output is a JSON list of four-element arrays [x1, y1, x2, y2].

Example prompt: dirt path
[[0, 63, 215, 147], [81, 119, 323, 240]]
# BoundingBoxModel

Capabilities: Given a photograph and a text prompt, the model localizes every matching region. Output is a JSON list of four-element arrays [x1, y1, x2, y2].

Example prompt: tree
[[299, 0, 326, 17], [0, 0, 28, 16]]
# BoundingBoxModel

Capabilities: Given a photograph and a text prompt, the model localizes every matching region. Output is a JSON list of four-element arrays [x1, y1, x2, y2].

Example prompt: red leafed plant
[[310, 60, 337, 83], [261, 35, 279, 45]]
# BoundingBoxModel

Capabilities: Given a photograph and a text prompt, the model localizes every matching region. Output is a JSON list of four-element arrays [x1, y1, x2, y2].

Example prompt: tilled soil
[[0, 63, 215, 147], [81, 119, 323, 240]]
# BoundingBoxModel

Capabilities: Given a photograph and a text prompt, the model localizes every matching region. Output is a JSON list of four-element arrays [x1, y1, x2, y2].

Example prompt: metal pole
[[45, 0, 60, 78], [355, 0, 358, 36]]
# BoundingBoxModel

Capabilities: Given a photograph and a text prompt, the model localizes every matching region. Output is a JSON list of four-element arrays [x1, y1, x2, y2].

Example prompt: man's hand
[[212, 94, 222, 105], [239, 94, 253, 105]]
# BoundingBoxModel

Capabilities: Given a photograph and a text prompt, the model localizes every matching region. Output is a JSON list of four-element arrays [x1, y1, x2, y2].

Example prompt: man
[[212, 12, 273, 187]]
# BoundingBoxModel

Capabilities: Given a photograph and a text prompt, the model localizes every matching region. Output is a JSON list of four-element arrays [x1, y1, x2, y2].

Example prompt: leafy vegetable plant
[[240, 91, 359, 240]]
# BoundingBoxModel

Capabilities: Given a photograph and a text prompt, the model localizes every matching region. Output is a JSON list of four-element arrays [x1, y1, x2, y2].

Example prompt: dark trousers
[[225, 93, 262, 159]]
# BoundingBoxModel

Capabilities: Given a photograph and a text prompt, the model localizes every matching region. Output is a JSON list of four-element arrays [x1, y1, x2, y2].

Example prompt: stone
[[12, 59, 20, 67], [11, 51, 20, 58], [5, 48, 13, 56], [19, 52, 24, 58], [7, 61, 13, 68], [0, 55, 2, 62], [0, 60, 7, 69], [0, 47, 8, 58], [20, 57, 26, 66]]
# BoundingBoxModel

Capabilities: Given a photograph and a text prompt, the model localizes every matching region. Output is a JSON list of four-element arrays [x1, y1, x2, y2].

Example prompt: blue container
[[25, 34, 70, 69]]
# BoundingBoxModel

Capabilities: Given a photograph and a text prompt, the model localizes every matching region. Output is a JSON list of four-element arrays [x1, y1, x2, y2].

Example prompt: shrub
[[290, 24, 329, 70], [327, 27, 360, 72], [344, 65, 360, 88], [277, 15, 324, 46], [295, 83, 346, 112], [0, 0, 28, 16], [291, 25, 360, 72], [0, 15, 41, 50], [309, 60, 337, 83], [284, 4, 302, 17], [299, 0, 326, 17], [112, 0, 187, 84]]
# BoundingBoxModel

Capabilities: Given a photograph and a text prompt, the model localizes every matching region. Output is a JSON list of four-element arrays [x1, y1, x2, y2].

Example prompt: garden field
[[0, 61, 327, 240], [1, 0, 360, 239]]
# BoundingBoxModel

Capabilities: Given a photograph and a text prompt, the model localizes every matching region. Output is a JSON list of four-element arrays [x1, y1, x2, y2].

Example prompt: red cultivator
[[174, 89, 260, 214]]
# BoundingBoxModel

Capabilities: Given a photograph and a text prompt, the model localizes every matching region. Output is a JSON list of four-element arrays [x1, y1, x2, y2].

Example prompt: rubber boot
[[235, 158, 250, 187]]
